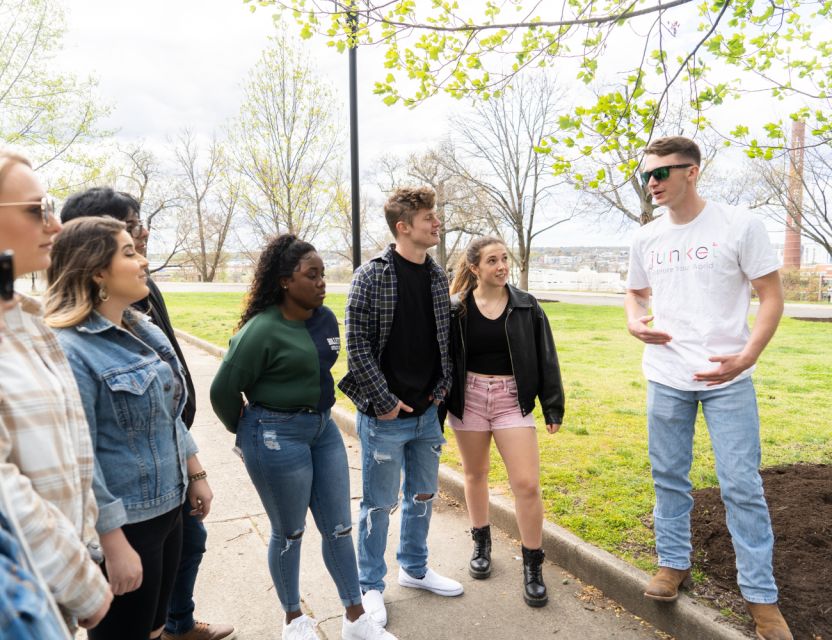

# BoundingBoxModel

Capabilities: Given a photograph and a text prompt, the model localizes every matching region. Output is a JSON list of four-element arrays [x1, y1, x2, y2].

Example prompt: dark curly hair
[[237, 234, 316, 330]]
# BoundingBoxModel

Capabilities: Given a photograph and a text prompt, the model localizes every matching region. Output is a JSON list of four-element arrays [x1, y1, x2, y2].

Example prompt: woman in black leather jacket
[[446, 236, 564, 608]]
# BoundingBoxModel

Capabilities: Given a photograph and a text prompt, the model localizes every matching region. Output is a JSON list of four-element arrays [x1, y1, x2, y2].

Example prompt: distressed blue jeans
[[356, 403, 446, 593], [647, 378, 778, 604], [238, 405, 362, 612]]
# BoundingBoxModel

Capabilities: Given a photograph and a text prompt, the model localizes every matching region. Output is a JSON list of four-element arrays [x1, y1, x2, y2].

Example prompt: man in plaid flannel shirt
[[339, 187, 463, 628]]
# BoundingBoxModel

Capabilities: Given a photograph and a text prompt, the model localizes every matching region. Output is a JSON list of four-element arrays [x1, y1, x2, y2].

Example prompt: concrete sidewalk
[[184, 342, 672, 639]]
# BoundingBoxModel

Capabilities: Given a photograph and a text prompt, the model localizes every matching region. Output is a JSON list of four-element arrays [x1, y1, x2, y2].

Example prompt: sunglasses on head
[[640, 164, 694, 186]]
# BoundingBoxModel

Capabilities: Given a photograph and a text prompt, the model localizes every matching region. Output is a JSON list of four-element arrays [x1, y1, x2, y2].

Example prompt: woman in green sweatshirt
[[210, 235, 395, 640]]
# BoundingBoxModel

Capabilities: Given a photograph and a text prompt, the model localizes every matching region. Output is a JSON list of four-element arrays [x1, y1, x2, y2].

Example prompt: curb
[[176, 328, 750, 640]]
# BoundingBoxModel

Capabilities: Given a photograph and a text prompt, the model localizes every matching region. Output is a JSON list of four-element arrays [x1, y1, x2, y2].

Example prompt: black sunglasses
[[640, 164, 694, 186]]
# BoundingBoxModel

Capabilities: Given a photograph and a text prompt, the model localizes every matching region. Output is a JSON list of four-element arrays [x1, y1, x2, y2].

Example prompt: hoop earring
[[98, 284, 110, 302]]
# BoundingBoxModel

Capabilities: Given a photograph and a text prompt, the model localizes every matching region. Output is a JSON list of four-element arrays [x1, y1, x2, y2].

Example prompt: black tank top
[[466, 297, 512, 376]]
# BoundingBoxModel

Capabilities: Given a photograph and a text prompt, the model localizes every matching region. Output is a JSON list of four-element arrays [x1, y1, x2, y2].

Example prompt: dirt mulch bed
[[690, 464, 831, 640]]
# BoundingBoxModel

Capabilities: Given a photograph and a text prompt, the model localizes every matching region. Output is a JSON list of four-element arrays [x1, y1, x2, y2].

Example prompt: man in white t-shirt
[[625, 136, 792, 640]]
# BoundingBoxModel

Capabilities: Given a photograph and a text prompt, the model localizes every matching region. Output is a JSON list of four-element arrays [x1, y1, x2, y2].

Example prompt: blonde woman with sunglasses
[[0, 148, 112, 632]]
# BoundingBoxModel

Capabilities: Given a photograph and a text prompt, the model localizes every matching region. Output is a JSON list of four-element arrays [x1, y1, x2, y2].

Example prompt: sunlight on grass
[[165, 292, 831, 569]]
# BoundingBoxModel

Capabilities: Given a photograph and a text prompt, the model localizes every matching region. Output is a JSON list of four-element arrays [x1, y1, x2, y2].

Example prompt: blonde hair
[[45, 217, 126, 328], [0, 148, 32, 193], [449, 236, 506, 316]]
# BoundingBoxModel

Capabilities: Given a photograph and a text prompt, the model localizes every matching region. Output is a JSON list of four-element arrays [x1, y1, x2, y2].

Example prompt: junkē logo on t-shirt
[[648, 242, 719, 274]]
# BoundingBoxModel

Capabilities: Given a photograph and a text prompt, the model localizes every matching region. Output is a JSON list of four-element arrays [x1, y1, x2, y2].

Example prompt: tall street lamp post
[[346, 4, 361, 270]]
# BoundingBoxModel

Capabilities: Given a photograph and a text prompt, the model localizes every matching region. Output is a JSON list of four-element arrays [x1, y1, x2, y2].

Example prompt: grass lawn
[[165, 291, 831, 570]]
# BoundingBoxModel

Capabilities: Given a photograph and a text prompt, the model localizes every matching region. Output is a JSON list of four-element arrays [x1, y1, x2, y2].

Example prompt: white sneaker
[[361, 589, 387, 627], [397, 567, 464, 596], [282, 614, 319, 640], [342, 613, 398, 639]]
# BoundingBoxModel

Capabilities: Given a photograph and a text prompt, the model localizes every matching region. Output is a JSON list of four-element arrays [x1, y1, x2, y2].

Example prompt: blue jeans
[[164, 503, 207, 634], [0, 512, 67, 640], [239, 405, 362, 612], [647, 378, 778, 603], [356, 403, 446, 593]]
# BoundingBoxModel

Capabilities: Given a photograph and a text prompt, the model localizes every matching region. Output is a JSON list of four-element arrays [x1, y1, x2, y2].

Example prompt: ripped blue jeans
[[238, 404, 362, 612], [356, 403, 446, 593]]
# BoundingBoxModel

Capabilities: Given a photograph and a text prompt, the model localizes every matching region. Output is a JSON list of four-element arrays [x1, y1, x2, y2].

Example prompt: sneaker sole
[[398, 578, 464, 596]]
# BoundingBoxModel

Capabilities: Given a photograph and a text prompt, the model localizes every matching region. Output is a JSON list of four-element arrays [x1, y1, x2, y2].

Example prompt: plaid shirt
[[0, 294, 109, 621], [338, 244, 451, 415]]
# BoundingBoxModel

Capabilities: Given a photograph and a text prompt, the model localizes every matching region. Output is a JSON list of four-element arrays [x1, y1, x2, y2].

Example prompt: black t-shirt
[[379, 251, 441, 416], [466, 297, 513, 376]]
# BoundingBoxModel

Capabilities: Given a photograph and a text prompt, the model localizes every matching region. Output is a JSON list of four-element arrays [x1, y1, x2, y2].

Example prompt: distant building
[[529, 267, 624, 293]]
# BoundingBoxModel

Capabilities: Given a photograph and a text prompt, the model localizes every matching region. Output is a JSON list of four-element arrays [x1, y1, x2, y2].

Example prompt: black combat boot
[[522, 546, 548, 607], [469, 525, 492, 579]]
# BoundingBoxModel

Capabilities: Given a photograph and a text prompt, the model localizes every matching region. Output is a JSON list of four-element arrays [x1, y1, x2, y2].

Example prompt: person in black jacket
[[445, 236, 565, 608], [60, 188, 234, 640]]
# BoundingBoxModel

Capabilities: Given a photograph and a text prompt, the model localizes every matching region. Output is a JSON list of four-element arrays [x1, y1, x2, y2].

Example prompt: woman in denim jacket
[[45, 217, 213, 640]]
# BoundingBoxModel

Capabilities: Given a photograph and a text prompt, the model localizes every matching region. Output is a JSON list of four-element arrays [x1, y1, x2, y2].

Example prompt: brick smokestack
[[783, 120, 805, 270]]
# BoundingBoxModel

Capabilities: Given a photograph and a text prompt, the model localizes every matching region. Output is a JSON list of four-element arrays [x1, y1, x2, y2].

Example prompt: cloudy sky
[[54, 0, 643, 246], [55, 0, 803, 249]]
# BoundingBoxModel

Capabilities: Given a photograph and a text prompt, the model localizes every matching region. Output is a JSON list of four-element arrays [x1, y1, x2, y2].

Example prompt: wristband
[[188, 470, 207, 483]]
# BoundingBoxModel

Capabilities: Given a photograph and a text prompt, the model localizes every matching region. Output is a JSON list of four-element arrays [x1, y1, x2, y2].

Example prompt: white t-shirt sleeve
[[739, 216, 781, 281], [626, 235, 650, 290]]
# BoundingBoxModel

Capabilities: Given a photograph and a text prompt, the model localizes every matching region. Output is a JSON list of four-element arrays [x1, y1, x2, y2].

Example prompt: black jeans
[[89, 507, 183, 640]]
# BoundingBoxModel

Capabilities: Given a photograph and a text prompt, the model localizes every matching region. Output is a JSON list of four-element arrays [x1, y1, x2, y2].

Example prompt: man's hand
[[627, 315, 672, 344], [100, 529, 143, 596], [77, 589, 113, 629], [693, 352, 755, 386], [377, 400, 413, 421], [546, 423, 561, 434]]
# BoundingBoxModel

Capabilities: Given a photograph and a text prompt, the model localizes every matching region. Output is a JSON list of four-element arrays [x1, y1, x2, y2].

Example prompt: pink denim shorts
[[448, 373, 537, 432]]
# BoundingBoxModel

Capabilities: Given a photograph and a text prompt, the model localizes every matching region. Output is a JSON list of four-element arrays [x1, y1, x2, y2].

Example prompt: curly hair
[[237, 234, 316, 330]]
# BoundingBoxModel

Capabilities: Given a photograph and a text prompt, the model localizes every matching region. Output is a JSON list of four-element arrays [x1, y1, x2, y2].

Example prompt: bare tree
[[173, 130, 239, 282], [103, 142, 187, 274], [115, 143, 180, 233], [758, 142, 832, 257], [229, 29, 341, 241], [328, 164, 385, 265], [448, 75, 573, 289]]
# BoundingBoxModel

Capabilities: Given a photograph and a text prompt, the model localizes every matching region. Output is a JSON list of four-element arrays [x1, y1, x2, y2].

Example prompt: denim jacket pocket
[[103, 366, 158, 431]]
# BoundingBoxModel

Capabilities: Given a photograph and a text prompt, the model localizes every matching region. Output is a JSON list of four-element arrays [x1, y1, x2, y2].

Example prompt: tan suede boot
[[643, 567, 691, 601], [745, 602, 793, 640]]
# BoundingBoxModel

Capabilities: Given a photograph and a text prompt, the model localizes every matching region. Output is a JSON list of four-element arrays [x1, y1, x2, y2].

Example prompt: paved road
[[156, 281, 832, 319], [182, 342, 669, 639]]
